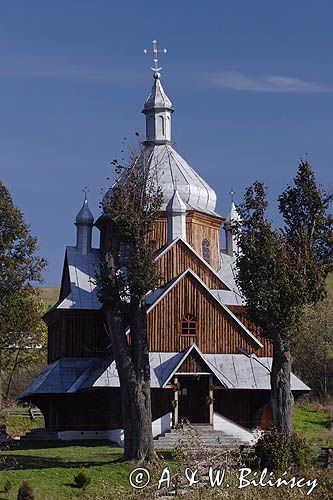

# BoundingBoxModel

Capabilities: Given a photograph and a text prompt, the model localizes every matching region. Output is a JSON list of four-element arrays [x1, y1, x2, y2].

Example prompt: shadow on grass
[[1, 439, 120, 452], [0, 453, 117, 471], [64, 483, 81, 489]]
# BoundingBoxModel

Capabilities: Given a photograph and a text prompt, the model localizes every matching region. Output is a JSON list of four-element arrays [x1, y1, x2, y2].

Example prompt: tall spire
[[75, 187, 94, 255], [142, 40, 173, 144], [224, 191, 241, 256]]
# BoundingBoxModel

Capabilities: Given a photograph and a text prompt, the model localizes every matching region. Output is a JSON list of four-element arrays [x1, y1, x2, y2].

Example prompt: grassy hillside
[[37, 286, 60, 307]]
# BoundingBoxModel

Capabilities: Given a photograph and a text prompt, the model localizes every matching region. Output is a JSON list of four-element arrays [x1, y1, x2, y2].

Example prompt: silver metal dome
[[144, 144, 218, 215]]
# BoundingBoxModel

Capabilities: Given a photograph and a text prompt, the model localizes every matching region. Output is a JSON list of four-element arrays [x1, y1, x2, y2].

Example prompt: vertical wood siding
[[148, 273, 260, 354], [47, 312, 109, 363], [156, 240, 228, 289]]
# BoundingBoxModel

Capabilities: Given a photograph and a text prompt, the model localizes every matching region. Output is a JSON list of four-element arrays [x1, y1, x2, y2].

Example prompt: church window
[[202, 239, 211, 264], [181, 314, 197, 336], [160, 116, 165, 135]]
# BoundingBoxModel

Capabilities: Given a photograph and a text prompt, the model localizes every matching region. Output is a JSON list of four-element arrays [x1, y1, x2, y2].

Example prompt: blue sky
[[1, 1, 332, 285]]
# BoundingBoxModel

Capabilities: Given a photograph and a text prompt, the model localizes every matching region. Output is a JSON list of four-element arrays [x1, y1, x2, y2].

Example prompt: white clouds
[[210, 71, 333, 93]]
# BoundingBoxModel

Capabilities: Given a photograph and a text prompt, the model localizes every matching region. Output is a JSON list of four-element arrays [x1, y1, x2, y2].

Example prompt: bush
[[255, 429, 309, 472], [74, 468, 91, 489], [4, 479, 12, 493], [289, 432, 310, 468], [17, 480, 35, 500]]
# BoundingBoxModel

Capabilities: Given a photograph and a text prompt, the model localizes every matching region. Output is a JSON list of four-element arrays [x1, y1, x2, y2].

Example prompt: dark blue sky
[[1, 1, 332, 285]]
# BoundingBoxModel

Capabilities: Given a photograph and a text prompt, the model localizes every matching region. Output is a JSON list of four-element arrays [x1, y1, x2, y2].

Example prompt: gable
[[175, 348, 212, 374], [156, 239, 229, 290], [147, 271, 262, 354]]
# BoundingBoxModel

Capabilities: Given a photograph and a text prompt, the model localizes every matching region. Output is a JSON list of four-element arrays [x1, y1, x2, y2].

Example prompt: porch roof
[[20, 348, 310, 399]]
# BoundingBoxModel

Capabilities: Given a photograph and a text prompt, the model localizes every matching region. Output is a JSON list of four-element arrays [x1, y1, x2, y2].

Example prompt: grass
[[36, 286, 60, 307], [0, 416, 45, 437], [0, 441, 141, 499], [293, 403, 332, 447]]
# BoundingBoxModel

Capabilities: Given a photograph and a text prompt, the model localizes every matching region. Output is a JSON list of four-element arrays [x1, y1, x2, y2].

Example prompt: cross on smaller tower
[[82, 186, 90, 203], [230, 189, 235, 203], [144, 40, 167, 76]]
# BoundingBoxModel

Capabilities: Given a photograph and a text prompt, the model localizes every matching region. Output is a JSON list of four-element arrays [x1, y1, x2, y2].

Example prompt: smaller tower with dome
[[75, 187, 94, 256]]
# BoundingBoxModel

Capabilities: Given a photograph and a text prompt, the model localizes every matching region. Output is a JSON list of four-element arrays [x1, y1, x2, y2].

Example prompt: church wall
[[148, 273, 260, 354], [30, 389, 172, 431], [157, 240, 228, 289], [227, 306, 274, 357], [186, 211, 222, 272], [214, 389, 272, 429], [148, 215, 168, 251], [147, 211, 223, 273], [47, 310, 109, 363]]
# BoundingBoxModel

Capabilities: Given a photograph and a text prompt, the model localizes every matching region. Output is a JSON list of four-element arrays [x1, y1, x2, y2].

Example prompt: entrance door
[[178, 375, 209, 423]]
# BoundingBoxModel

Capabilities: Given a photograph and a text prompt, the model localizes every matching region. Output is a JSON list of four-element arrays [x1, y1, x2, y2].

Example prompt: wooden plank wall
[[47, 312, 109, 363], [157, 240, 228, 289], [214, 389, 272, 429], [186, 212, 222, 271], [148, 212, 223, 272], [176, 350, 211, 373], [148, 273, 260, 354], [227, 306, 273, 356]]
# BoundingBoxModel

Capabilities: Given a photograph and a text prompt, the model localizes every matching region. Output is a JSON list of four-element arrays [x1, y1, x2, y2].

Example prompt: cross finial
[[82, 186, 89, 203], [230, 189, 235, 203], [144, 40, 167, 78]]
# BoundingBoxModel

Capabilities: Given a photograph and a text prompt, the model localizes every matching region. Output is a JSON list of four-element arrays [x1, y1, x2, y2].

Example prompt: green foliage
[[291, 280, 333, 400], [74, 468, 91, 489], [3, 479, 12, 492], [0, 180, 47, 405], [0, 180, 46, 308], [235, 161, 332, 339], [0, 294, 48, 401], [17, 480, 35, 500], [97, 144, 163, 307], [235, 161, 332, 436], [255, 429, 310, 472]]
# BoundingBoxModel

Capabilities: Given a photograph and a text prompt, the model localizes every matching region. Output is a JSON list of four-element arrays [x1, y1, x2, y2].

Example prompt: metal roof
[[56, 246, 101, 310], [144, 76, 172, 110], [19, 358, 96, 398], [103, 144, 219, 216], [20, 349, 309, 398]]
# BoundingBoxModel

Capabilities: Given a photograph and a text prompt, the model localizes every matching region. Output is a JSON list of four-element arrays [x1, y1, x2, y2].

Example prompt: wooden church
[[21, 44, 309, 444]]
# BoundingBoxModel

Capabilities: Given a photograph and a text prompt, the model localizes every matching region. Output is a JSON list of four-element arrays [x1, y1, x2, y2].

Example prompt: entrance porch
[[172, 374, 214, 426]]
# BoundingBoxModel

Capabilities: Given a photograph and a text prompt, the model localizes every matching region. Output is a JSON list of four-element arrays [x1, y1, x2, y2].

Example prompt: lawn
[[293, 404, 332, 447], [0, 441, 168, 499]]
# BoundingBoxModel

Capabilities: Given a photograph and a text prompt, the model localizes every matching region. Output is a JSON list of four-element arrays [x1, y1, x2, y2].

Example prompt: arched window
[[202, 239, 211, 264], [181, 314, 197, 336], [159, 115, 165, 136]]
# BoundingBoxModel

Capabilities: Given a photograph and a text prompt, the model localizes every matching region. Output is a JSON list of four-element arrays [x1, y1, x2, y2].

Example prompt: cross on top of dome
[[144, 40, 167, 79]]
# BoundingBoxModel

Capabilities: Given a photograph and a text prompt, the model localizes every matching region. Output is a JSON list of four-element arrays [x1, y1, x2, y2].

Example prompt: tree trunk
[[5, 348, 21, 400], [105, 305, 156, 462], [128, 296, 156, 461], [271, 334, 294, 438]]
